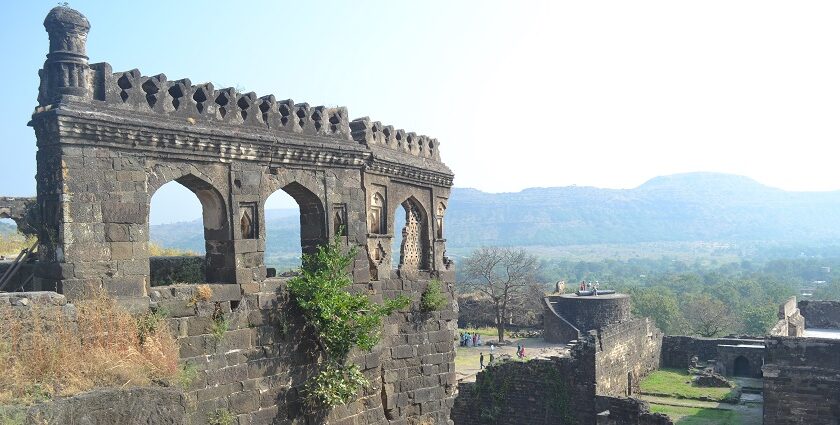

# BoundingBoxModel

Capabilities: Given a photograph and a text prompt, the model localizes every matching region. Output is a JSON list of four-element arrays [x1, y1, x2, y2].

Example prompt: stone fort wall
[[593, 318, 663, 397], [544, 294, 631, 334], [763, 336, 840, 425], [451, 346, 596, 425], [451, 317, 666, 425]]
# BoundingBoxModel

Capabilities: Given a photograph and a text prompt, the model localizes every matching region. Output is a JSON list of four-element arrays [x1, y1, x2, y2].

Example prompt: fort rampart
[[1, 5, 459, 424]]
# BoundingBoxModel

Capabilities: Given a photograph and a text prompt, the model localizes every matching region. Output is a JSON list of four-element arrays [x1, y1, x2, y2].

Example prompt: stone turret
[[39, 6, 91, 105]]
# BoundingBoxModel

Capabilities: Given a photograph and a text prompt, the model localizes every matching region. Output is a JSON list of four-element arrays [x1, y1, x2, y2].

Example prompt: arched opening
[[391, 206, 405, 269], [0, 204, 38, 292], [264, 182, 326, 275], [733, 356, 751, 377], [149, 175, 232, 285], [392, 198, 430, 271], [264, 189, 301, 274], [0, 216, 23, 259]]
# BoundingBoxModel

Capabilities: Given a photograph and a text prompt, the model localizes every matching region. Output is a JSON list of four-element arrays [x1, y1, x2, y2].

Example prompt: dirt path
[[455, 337, 570, 383]]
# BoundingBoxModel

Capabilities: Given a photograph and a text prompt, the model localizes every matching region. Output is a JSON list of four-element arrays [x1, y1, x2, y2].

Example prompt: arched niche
[[435, 202, 446, 240], [368, 192, 386, 234]]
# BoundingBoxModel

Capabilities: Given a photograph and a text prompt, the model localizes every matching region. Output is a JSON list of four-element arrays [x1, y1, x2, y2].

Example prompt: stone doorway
[[733, 356, 751, 377]]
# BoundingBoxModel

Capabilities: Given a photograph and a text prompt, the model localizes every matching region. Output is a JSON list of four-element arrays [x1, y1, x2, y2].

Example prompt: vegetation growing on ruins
[[176, 363, 199, 390], [136, 306, 169, 345], [0, 292, 179, 404], [188, 284, 213, 306], [471, 366, 510, 423], [210, 306, 230, 343], [470, 362, 573, 424], [288, 236, 410, 410], [207, 408, 236, 425], [420, 279, 448, 312]]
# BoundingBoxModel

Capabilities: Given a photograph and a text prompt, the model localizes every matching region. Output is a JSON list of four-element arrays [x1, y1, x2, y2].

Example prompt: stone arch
[[148, 170, 235, 283], [262, 178, 327, 258], [395, 196, 430, 271], [733, 355, 751, 377]]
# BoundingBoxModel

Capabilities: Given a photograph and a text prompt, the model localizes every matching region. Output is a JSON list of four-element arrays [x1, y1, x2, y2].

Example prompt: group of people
[[460, 331, 483, 347], [578, 280, 600, 295]]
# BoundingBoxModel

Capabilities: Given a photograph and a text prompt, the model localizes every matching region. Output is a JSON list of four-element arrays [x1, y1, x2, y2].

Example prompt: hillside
[[150, 172, 840, 264]]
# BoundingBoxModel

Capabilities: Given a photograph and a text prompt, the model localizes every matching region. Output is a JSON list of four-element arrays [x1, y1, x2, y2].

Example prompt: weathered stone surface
[[798, 299, 840, 329], [24, 387, 187, 425], [763, 336, 840, 425]]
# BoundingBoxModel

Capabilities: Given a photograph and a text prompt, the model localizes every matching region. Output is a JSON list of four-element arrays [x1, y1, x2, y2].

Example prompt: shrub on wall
[[287, 236, 409, 410], [420, 280, 448, 312]]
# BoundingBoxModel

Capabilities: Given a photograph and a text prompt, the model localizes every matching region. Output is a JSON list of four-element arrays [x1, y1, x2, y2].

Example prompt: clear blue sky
[[4, 1, 840, 224]]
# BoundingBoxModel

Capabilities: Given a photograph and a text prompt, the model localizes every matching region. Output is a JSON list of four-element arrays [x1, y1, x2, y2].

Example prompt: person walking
[[516, 343, 522, 358], [480, 352, 485, 369], [489, 352, 494, 365]]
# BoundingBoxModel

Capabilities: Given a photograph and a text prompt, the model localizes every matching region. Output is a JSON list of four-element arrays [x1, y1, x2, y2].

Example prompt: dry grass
[[0, 292, 179, 405], [195, 285, 213, 302], [149, 242, 197, 257], [0, 233, 36, 257]]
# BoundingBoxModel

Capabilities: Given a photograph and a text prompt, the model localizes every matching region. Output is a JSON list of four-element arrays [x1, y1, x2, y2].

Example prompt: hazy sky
[[3, 1, 840, 223]]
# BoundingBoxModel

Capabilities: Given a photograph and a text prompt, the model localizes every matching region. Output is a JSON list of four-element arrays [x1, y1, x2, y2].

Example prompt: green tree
[[628, 287, 683, 334], [740, 304, 777, 336]]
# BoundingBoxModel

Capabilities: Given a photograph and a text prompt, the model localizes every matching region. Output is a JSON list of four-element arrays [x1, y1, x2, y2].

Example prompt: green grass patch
[[649, 404, 742, 425], [641, 368, 738, 402]]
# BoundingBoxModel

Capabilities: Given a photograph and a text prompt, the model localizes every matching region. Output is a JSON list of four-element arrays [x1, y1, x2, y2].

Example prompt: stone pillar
[[39, 6, 92, 105]]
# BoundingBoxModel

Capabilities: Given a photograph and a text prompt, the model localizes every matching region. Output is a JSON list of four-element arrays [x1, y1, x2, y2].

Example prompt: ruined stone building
[[1, 6, 458, 424]]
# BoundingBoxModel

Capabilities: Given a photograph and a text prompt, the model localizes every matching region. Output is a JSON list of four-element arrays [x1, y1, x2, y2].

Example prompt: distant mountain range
[[141, 172, 840, 263], [445, 172, 840, 249]]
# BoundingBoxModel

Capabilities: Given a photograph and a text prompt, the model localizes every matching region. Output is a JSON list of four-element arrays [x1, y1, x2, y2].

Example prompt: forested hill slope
[[445, 173, 840, 248], [149, 172, 840, 255]]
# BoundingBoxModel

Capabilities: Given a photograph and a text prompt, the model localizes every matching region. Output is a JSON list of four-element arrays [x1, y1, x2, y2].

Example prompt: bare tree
[[460, 247, 539, 342]]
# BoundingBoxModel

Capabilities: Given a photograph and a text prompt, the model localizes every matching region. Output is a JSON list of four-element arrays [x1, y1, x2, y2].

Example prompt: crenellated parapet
[[350, 117, 441, 161], [81, 64, 353, 140], [35, 8, 448, 169]]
